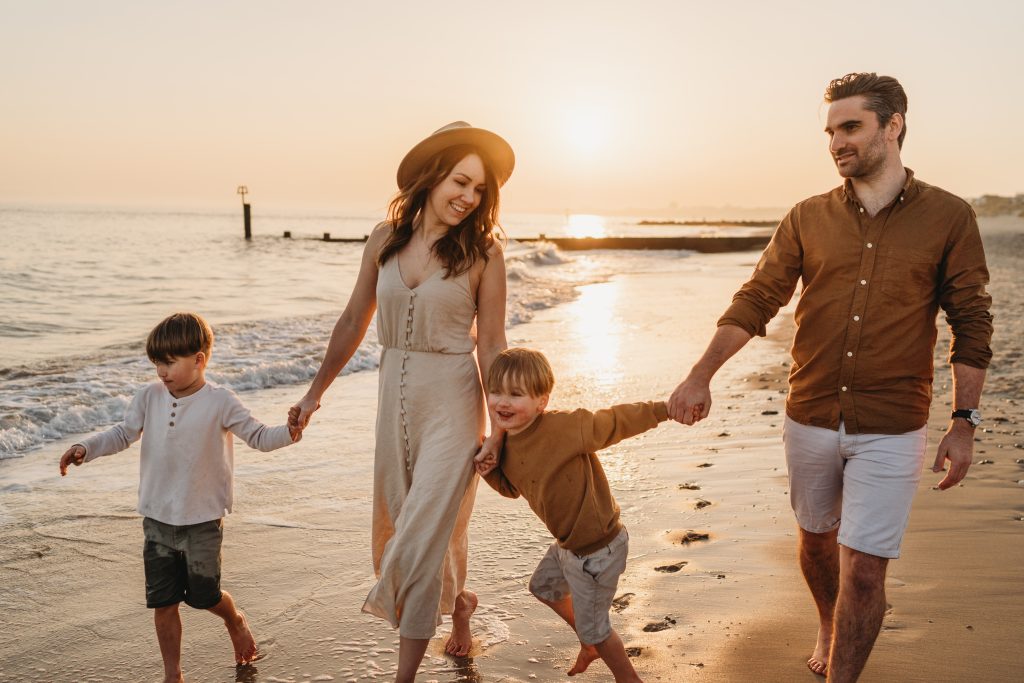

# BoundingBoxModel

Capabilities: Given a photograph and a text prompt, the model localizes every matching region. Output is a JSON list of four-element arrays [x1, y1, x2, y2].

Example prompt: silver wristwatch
[[951, 409, 982, 427]]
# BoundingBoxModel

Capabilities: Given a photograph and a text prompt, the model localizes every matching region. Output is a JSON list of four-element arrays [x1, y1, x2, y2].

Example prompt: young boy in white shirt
[[59, 312, 301, 683]]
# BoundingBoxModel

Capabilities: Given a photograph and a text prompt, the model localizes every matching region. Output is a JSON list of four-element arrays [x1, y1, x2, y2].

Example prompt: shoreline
[[2, 221, 1022, 681]]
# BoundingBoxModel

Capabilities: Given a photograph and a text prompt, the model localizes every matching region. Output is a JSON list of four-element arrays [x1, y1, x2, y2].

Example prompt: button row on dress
[[400, 293, 416, 471]]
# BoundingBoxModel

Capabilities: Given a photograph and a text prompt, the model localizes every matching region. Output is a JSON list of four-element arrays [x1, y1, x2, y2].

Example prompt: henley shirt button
[[172, 403, 178, 407], [169, 421, 175, 426], [841, 386, 848, 392], [867, 242, 873, 248], [860, 279, 867, 285], [847, 351, 853, 357], [853, 315, 861, 321], [410, 292, 417, 298], [859, 207, 865, 213], [171, 412, 176, 417]]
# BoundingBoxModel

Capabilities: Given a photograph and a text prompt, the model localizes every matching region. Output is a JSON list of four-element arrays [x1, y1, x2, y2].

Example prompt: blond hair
[[487, 347, 555, 397], [146, 312, 214, 363]]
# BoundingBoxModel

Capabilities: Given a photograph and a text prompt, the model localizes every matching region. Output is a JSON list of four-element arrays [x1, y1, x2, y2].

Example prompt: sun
[[563, 106, 611, 156]]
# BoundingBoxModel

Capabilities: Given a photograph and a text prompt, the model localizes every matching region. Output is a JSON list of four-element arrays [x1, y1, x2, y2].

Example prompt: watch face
[[954, 409, 982, 426]]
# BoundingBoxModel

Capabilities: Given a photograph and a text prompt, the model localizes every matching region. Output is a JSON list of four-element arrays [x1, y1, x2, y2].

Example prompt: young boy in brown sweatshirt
[[474, 347, 668, 683]]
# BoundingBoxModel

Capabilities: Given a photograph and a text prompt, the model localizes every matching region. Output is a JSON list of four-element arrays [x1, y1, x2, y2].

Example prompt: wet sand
[[2, 218, 1023, 682]]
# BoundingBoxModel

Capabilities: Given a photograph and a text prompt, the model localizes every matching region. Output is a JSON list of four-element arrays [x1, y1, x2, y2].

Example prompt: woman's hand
[[289, 395, 320, 430]]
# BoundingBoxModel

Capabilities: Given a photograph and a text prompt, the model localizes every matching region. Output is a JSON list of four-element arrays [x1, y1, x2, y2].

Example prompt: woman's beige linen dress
[[361, 256, 483, 639]]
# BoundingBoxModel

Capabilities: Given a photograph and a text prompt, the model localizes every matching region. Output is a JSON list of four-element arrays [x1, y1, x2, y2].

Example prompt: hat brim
[[397, 126, 515, 189]]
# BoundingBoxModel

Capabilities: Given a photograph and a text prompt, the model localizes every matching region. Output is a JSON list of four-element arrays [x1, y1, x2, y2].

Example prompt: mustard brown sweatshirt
[[483, 401, 668, 555]]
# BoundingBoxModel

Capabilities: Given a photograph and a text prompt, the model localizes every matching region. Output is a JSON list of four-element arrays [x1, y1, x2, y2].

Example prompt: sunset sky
[[2, 1, 1021, 215]]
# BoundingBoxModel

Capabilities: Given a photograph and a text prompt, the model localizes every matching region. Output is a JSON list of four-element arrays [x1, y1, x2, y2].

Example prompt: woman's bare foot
[[807, 625, 831, 676], [227, 611, 259, 664], [568, 643, 600, 676], [162, 674, 184, 683], [444, 590, 478, 657]]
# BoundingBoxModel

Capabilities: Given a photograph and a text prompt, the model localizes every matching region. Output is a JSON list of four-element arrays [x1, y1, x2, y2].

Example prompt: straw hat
[[396, 121, 515, 189]]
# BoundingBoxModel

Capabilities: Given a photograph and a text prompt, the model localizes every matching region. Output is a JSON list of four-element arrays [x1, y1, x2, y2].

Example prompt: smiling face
[[422, 153, 487, 228], [153, 353, 206, 398], [825, 95, 900, 180], [487, 382, 549, 435]]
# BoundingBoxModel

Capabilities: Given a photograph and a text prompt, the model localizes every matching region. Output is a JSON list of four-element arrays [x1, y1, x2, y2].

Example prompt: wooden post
[[283, 231, 291, 238], [237, 186, 251, 239], [323, 232, 331, 241]]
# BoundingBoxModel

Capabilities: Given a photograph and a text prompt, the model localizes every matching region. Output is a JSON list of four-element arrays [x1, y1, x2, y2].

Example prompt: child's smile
[[487, 386, 549, 435]]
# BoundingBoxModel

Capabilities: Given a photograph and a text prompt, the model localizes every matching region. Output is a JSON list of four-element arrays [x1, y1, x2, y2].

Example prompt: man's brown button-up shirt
[[719, 170, 993, 435]]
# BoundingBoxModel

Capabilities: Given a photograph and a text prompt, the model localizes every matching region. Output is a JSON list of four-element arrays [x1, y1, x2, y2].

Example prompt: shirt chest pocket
[[880, 247, 939, 299]]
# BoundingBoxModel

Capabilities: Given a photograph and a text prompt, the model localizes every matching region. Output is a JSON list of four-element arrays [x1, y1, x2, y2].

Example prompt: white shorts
[[528, 528, 628, 645], [783, 416, 927, 559]]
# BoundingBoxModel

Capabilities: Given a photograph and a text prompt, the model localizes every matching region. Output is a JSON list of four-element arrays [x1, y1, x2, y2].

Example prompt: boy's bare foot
[[227, 611, 259, 664], [444, 590, 478, 657], [568, 643, 600, 676], [807, 626, 831, 676]]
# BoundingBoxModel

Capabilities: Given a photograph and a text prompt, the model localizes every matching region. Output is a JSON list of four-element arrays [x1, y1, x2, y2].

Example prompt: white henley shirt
[[81, 381, 292, 525]]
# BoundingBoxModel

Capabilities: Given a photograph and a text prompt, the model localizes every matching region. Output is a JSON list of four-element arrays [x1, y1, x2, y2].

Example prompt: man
[[668, 73, 992, 682]]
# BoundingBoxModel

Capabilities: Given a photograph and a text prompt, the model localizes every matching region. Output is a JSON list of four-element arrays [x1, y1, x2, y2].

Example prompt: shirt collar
[[841, 167, 918, 209]]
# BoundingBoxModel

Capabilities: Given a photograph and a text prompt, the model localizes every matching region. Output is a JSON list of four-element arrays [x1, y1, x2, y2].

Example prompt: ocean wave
[[1, 240, 589, 458]]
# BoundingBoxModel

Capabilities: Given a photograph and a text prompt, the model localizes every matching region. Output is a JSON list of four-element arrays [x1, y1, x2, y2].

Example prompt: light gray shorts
[[528, 528, 628, 646], [783, 416, 927, 559]]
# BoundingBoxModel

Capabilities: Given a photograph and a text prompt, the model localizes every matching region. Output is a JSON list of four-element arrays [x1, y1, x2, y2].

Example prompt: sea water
[[0, 204, 721, 458]]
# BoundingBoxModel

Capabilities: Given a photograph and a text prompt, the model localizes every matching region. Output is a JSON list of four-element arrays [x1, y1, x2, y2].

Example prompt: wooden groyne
[[515, 234, 771, 252], [291, 232, 771, 252]]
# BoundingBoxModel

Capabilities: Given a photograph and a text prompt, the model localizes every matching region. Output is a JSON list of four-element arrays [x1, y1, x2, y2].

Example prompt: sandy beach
[[2, 217, 1022, 683]]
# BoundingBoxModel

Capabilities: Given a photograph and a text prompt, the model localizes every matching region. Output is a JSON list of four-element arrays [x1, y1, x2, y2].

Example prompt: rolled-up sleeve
[[940, 206, 993, 368], [718, 210, 803, 337]]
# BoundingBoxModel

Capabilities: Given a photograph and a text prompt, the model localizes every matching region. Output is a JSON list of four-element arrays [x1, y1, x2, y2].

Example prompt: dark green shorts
[[142, 517, 223, 609]]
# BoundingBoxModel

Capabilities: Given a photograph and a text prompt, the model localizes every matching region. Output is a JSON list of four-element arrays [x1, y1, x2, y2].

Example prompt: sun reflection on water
[[565, 213, 607, 238]]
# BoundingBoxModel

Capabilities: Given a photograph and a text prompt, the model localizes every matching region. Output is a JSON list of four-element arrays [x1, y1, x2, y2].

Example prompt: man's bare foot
[[162, 674, 184, 683], [568, 643, 600, 676], [807, 625, 831, 676], [227, 610, 259, 664], [444, 590, 478, 657]]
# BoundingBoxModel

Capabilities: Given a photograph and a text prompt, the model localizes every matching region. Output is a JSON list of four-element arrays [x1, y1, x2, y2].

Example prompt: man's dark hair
[[825, 73, 908, 148]]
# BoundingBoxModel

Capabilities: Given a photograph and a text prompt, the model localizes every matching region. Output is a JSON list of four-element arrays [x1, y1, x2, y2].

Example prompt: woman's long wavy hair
[[377, 144, 503, 278]]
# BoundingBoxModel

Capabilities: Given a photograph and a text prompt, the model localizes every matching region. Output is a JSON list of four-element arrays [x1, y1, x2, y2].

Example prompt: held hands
[[473, 440, 499, 476], [667, 375, 712, 425], [59, 444, 87, 476], [932, 419, 975, 490], [288, 395, 320, 441]]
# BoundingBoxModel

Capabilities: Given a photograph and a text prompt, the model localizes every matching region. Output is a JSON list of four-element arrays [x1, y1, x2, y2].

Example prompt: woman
[[289, 121, 512, 681]]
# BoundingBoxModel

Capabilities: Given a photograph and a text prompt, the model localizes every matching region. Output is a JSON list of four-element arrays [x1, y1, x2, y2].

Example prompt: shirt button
[[846, 352, 853, 357], [169, 421, 175, 426], [841, 386, 848, 392], [411, 292, 417, 298], [171, 412, 176, 417], [859, 207, 865, 213], [866, 242, 873, 248], [172, 403, 178, 407], [860, 279, 867, 285], [853, 315, 860, 321]]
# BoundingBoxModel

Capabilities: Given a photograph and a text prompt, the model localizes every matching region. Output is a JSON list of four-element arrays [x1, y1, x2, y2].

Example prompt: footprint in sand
[[611, 593, 635, 612], [654, 561, 688, 573], [643, 616, 677, 632], [625, 647, 643, 658], [694, 499, 712, 510], [678, 530, 710, 544], [678, 482, 701, 490]]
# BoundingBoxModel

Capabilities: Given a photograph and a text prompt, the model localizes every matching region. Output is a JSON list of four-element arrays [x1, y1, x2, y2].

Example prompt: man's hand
[[668, 376, 712, 425], [288, 424, 303, 443], [932, 420, 976, 490], [59, 444, 86, 476]]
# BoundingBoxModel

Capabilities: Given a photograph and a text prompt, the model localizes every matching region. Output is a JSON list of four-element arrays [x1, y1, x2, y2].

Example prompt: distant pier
[[302, 232, 771, 252]]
